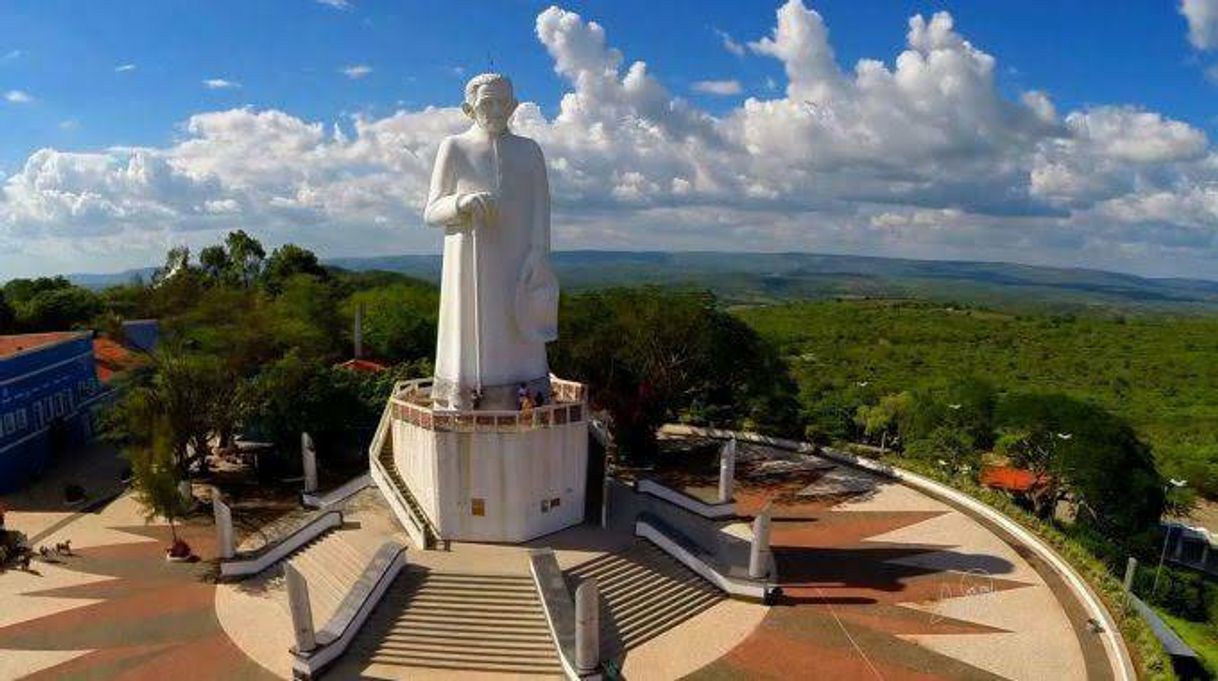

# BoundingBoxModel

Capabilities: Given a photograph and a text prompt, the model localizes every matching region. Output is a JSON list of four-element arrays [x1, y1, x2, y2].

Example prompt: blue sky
[[1, 0, 1216, 279], [0, 0, 1211, 165]]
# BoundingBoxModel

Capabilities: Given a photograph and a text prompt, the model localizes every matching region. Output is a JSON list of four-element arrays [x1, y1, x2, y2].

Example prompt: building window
[[16, 409, 27, 430], [3, 413, 14, 435], [471, 498, 486, 517], [33, 402, 43, 428]]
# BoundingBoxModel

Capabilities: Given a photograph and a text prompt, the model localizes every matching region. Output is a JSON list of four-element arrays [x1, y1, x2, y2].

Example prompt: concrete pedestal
[[384, 378, 589, 544]]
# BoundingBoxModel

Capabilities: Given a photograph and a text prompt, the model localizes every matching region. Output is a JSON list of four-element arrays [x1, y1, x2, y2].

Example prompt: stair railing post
[[718, 438, 736, 504], [749, 506, 772, 580], [285, 562, 317, 653], [575, 578, 600, 674], [302, 432, 318, 494], [212, 488, 234, 560]]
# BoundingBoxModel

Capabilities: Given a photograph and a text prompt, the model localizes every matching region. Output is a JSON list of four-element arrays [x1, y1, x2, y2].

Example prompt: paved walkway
[[691, 458, 1099, 681], [0, 494, 274, 681], [1, 453, 1104, 681]]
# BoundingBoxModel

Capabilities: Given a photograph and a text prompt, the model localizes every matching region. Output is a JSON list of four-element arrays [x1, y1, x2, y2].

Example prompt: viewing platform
[[389, 376, 587, 433], [372, 375, 591, 546]]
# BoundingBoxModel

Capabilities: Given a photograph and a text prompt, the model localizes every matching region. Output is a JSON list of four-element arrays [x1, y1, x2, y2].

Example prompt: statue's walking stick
[[471, 215, 482, 397]]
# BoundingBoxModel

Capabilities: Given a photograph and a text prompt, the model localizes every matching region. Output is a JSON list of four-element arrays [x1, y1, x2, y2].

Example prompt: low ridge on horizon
[[56, 249, 1218, 310]]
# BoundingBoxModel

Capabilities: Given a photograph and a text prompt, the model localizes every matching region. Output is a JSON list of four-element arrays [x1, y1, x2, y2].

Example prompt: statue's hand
[[457, 192, 497, 226]]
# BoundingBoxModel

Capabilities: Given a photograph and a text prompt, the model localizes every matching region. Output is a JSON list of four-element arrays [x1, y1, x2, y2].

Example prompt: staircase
[[566, 540, 725, 657], [288, 531, 379, 629], [345, 569, 563, 676], [371, 400, 441, 550]]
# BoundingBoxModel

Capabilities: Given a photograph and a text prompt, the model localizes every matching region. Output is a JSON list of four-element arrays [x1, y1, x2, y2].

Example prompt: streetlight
[[1153, 478, 1189, 597]]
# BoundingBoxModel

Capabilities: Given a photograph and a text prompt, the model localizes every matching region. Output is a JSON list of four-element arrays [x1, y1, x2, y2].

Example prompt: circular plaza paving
[[1, 443, 1113, 681]]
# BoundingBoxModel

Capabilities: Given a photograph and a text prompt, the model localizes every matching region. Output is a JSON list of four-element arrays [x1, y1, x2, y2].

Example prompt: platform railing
[[388, 375, 587, 433]]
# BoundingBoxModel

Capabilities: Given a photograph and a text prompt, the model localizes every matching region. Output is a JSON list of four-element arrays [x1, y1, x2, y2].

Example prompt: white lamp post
[[1152, 478, 1188, 597]]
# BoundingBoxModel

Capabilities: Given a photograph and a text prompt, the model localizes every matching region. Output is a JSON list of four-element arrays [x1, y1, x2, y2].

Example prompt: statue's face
[[465, 82, 516, 135]]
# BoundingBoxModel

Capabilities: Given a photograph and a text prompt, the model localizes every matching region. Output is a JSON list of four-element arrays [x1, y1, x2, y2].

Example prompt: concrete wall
[[392, 419, 589, 543], [0, 333, 103, 493]]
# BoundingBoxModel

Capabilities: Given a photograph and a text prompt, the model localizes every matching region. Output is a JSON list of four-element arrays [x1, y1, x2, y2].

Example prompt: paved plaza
[[1, 452, 1106, 680]]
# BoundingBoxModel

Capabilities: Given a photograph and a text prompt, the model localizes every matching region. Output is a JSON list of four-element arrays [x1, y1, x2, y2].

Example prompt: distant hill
[[67, 251, 1218, 311], [67, 267, 158, 289], [327, 251, 1218, 311]]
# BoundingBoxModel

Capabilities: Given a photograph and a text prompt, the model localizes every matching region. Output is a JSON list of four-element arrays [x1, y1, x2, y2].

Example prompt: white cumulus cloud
[[712, 28, 746, 57], [342, 64, 372, 79], [202, 78, 240, 90], [0, 0, 1215, 279], [115, 63, 136, 73], [5, 89, 33, 103], [692, 79, 742, 95], [1181, 0, 1218, 49]]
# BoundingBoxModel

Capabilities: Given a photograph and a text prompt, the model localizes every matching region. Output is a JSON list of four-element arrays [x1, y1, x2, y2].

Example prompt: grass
[[1158, 610, 1218, 677]]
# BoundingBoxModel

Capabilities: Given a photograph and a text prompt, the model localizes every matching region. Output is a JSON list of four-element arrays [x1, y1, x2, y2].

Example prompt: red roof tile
[[981, 465, 1051, 493], [93, 337, 144, 383], [335, 358, 388, 373], [0, 331, 83, 358]]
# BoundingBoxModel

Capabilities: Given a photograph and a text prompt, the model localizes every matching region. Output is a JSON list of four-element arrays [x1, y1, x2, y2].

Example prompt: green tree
[[270, 275, 344, 360], [906, 424, 979, 472], [244, 351, 367, 452], [262, 243, 328, 294], [198, 244, 233, 285], [854, 391, 913, 453], [996, 392, 1165, 538], [125, 419, 191, 546], [343, 281, 439, 362], [0, 290, 16, 333], [1, 276, 100, 331], [16, 286, 102, 331], [224, 230, 266, 287], [105, 349, 233, 475], [152, 246, 192, 286], [2, 276, 74, 305], [552, 288, 800, 461]]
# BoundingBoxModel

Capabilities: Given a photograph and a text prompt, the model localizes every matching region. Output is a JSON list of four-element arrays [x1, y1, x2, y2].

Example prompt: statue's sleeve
[[424, 137, 462, 227], [532, 141, 550, 251]]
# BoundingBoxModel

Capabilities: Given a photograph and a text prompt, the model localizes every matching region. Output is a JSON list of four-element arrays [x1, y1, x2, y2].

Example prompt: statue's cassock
[[423, 126, 558, 410]]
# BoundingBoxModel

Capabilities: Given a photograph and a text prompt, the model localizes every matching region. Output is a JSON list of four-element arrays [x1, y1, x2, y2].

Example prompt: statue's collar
[[467, 125, 510, 142]]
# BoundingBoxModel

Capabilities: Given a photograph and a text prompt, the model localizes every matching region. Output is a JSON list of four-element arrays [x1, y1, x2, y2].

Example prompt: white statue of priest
[[424, 73, 558, 410]]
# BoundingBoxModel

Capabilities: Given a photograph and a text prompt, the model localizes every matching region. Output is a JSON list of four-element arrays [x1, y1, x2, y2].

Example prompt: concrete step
[[346, 568, 562, 675], [286, 530, 378, 629], [566, 540, 725, 657]]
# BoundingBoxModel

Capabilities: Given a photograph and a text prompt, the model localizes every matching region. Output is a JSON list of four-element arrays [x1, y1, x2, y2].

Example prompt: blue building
[[0, 332, 108, 493], [120, 319, 159, 353]]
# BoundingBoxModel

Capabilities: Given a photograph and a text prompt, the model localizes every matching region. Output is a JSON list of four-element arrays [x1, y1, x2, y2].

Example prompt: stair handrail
[[634, 513, 771, 602], [220, 509, 344, 579], [291, 541, 408, 680], [368, 394, 441, 548]]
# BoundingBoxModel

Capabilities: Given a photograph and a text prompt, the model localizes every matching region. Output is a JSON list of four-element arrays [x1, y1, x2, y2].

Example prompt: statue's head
[[463, 73, 517, 135]]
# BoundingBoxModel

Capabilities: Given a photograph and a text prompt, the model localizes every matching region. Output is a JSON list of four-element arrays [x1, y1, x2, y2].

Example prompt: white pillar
[[1123, 557, 1137, 593], [178, 480, 193, 505], [285, 563, 317, 653], [302, 432, 318, 494], [575, 578, 599, 674], [212, 492, 234, 560], [718, 438, 737, 504], [749, 507, 772, 579]]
